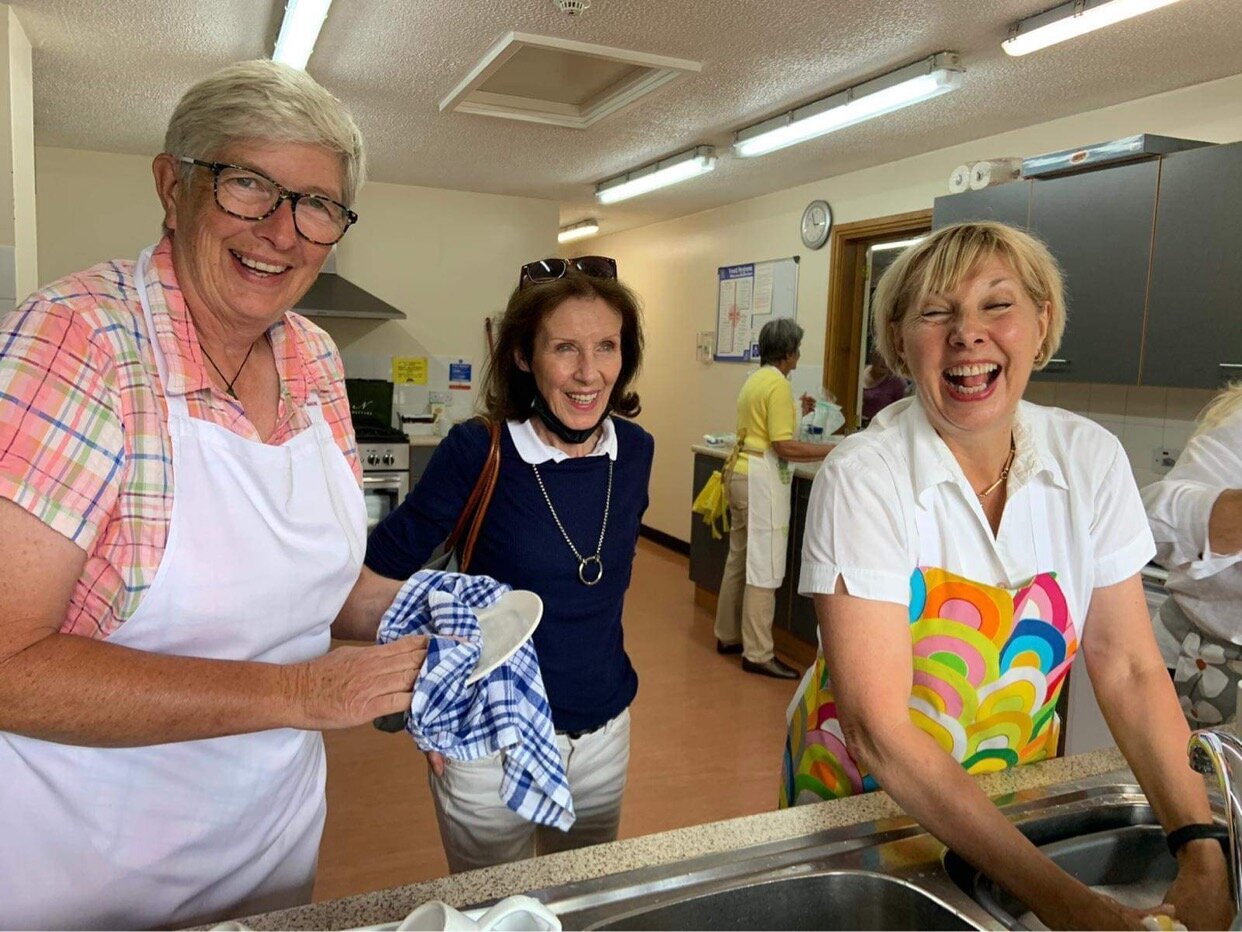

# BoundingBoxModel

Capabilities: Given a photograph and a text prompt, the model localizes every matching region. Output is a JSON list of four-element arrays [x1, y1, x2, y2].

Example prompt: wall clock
[[800, 199, 833, 250]]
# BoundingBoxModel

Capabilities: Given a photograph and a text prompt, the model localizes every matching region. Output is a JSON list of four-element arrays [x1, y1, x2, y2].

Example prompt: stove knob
[[382, 452, 395, 465], [367, 453, 379, 466]]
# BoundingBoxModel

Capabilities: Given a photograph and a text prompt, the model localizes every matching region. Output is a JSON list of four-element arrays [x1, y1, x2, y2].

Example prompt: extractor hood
[[293, 251, 406, 320]]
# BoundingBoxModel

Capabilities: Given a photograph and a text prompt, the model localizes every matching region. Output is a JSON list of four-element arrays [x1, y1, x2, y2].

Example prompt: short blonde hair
[[164, 60, 366, 205], [871, 221, 1066, 377]]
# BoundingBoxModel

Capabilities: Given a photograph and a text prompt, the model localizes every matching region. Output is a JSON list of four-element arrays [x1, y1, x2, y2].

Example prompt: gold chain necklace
[[976, 436, 1016, 502]]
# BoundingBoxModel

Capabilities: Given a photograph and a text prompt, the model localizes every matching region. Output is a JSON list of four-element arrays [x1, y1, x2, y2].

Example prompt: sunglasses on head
[[519, 255, 617, 289]]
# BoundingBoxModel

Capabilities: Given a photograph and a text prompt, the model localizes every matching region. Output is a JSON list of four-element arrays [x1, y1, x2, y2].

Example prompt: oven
[[361, 442, 410, 531]]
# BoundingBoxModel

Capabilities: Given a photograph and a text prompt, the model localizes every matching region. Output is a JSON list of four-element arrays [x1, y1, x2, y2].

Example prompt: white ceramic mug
[[396, 900, 478, 931], [476, 896, 561, 931]]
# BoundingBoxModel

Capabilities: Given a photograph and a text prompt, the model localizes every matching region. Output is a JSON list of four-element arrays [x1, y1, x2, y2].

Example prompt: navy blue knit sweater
[[365, 418, 654, 733]]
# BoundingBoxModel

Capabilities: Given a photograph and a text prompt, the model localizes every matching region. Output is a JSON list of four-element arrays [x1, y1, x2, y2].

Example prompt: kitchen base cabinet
[[690, 454, 730, 591]]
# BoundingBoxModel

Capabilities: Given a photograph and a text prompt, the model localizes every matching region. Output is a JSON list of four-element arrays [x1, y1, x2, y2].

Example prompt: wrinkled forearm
[[331, 566, 403, 642], [0, 632, 304, 747]]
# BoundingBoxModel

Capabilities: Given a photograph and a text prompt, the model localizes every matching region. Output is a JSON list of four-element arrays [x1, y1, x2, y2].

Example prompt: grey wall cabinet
[[930, 152, 1235, 389], [1025, 160, 1159, 385], [1142, 141, 1242, 389], [932, 180, 1031, 230]]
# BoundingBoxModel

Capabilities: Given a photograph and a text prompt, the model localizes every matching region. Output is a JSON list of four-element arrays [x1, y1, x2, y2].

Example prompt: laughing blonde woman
[[781, 222, 1231, 930]]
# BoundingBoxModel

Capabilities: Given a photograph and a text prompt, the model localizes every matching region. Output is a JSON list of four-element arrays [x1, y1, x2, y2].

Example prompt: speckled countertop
[[691, 443, 830, 480], [233, 746, 1130, 931]]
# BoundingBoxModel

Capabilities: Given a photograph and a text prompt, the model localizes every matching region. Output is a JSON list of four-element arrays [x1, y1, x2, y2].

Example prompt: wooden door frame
[[822, 209, 932, 430]]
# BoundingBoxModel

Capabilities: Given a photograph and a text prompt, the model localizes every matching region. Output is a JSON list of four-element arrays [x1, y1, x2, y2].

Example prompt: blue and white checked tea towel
[[377, 570, 575, 830]]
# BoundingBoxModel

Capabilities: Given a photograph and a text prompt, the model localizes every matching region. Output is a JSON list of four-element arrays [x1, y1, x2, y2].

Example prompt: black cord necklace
[[200, 340, 259, 399]]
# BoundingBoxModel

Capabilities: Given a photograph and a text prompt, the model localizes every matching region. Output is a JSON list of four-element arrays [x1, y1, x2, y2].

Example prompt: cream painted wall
[[33, 146, 557, 421], [7, 8, 34, 297], [328, 178, 557, 420], [592, 71, 1242, 542], [35, 147, 164, 284]]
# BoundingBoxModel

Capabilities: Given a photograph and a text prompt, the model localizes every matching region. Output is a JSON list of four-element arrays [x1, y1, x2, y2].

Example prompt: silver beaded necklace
[[530, 458, 613, 586]]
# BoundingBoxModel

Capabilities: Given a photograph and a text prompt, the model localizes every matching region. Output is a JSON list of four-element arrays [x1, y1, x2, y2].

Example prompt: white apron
[[745, 448, 793, 589], [0, 247, 366, 930]]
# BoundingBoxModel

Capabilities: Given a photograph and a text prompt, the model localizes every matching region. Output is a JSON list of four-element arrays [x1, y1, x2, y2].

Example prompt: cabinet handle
[[1221, 363, 1242, 370], [1045, 357, 1070, 367]]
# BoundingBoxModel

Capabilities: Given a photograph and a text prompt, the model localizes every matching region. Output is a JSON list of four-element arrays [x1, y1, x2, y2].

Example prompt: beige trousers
[[713, 471, 777, 663], [428, 709, 631, 873]]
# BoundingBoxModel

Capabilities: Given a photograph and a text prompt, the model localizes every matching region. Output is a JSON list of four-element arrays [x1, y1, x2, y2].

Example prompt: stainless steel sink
[[594, 871, 976, 931], [944, 802, 1178, 927], [504, 776, 1208, 931]]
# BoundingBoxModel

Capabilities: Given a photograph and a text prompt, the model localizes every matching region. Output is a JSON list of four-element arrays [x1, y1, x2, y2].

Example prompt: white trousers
[[429, 709, 631, 873]]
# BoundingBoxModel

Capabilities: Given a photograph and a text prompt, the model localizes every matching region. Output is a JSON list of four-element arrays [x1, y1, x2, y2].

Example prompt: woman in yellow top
[[714, 318, 832, 678]]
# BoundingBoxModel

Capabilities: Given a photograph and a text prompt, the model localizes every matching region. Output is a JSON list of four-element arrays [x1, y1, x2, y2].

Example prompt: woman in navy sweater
[[365, 257, 654, 872]]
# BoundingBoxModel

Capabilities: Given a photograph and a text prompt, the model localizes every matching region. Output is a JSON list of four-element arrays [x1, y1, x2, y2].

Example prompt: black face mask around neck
[[531, 390, 607, 446]]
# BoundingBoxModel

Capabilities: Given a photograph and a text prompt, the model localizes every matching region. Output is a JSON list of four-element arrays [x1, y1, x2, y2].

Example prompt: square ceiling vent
[[439, 32, 701, 129]]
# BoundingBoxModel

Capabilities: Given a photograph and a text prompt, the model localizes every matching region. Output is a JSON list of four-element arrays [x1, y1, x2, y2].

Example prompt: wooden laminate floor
[[313, 539, 803, 902]]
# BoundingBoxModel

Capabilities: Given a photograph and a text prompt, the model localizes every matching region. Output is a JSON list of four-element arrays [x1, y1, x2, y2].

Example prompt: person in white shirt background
[[1143, 384, 1242, 725], [781, 221, 1230, 930]]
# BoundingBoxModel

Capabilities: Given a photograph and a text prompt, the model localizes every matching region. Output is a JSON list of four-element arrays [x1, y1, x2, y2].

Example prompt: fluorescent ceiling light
[[273, 0, 333, 70], [870, 236, 926, 253], [558, 220, 600, 244], [734, 53, 964, 158], [1003, 0, 1183, 56], [596, 146, 717, 204]]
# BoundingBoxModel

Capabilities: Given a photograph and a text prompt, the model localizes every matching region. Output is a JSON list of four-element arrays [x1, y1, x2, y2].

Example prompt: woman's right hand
[[1036, 885, 1179, 931], [288, 636, 428, 730], [425, 750, 446, 777]]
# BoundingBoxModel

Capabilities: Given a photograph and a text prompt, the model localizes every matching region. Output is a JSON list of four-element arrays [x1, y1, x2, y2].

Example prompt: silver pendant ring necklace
[[531, 458, 613, 587]]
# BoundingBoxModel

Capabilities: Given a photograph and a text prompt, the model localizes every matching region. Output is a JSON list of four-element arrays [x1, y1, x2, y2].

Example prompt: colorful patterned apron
[[780, 481, 1080, 806]]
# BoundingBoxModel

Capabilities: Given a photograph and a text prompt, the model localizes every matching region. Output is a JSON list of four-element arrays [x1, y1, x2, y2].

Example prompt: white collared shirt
[[1142, 404, 1242, 645], [507, 416, 618, 465], [799, 396, 1154, 632]]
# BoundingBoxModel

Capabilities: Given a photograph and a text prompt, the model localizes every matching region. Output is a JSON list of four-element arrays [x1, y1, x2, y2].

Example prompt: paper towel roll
[[948, 164, 971, 194], [969, 158, 1022, 190]]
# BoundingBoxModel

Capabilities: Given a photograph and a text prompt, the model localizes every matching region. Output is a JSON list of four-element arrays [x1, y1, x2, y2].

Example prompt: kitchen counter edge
[[228, 746, 1129, 931], [692, 443, 830, 480]]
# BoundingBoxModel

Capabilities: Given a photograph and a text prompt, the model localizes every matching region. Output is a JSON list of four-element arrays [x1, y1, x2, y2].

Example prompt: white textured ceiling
[[16, 0, 1242, 238]]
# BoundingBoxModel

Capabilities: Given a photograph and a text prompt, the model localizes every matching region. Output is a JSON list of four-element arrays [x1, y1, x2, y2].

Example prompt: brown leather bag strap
[[460, 419, 501, 571], [443, 421, 492, 555]]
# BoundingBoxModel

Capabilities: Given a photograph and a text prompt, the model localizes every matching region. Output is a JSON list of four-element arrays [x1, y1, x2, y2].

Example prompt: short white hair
[[164, 60, 366, 205]]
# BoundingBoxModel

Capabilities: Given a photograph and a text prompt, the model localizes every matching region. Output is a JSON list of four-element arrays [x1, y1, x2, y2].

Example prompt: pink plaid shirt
[[0, 237, 361, 639]]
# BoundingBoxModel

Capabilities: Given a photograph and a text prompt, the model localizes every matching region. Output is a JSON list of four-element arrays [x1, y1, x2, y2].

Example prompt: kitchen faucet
[[1188, 727, 1242, 927]]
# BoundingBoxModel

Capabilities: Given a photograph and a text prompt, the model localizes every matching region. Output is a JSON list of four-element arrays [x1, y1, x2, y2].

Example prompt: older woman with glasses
[[360, 257, 654, 873], [0, 61, 426, 929]]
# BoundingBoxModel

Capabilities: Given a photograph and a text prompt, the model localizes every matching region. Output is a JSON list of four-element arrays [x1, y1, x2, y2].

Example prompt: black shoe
[[742, 657, 800, 680], [716, 639, 743, 655]]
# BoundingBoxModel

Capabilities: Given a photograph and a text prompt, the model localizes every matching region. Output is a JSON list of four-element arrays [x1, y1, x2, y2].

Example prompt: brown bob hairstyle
[[480, 272, 645, 423]]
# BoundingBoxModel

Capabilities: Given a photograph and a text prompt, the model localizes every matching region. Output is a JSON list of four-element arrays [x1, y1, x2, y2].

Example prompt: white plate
[[465, 590, 543, 685]]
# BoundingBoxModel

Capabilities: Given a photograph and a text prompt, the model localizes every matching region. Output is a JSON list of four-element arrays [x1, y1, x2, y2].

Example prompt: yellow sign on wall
[[391, 356, 428, 385]]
